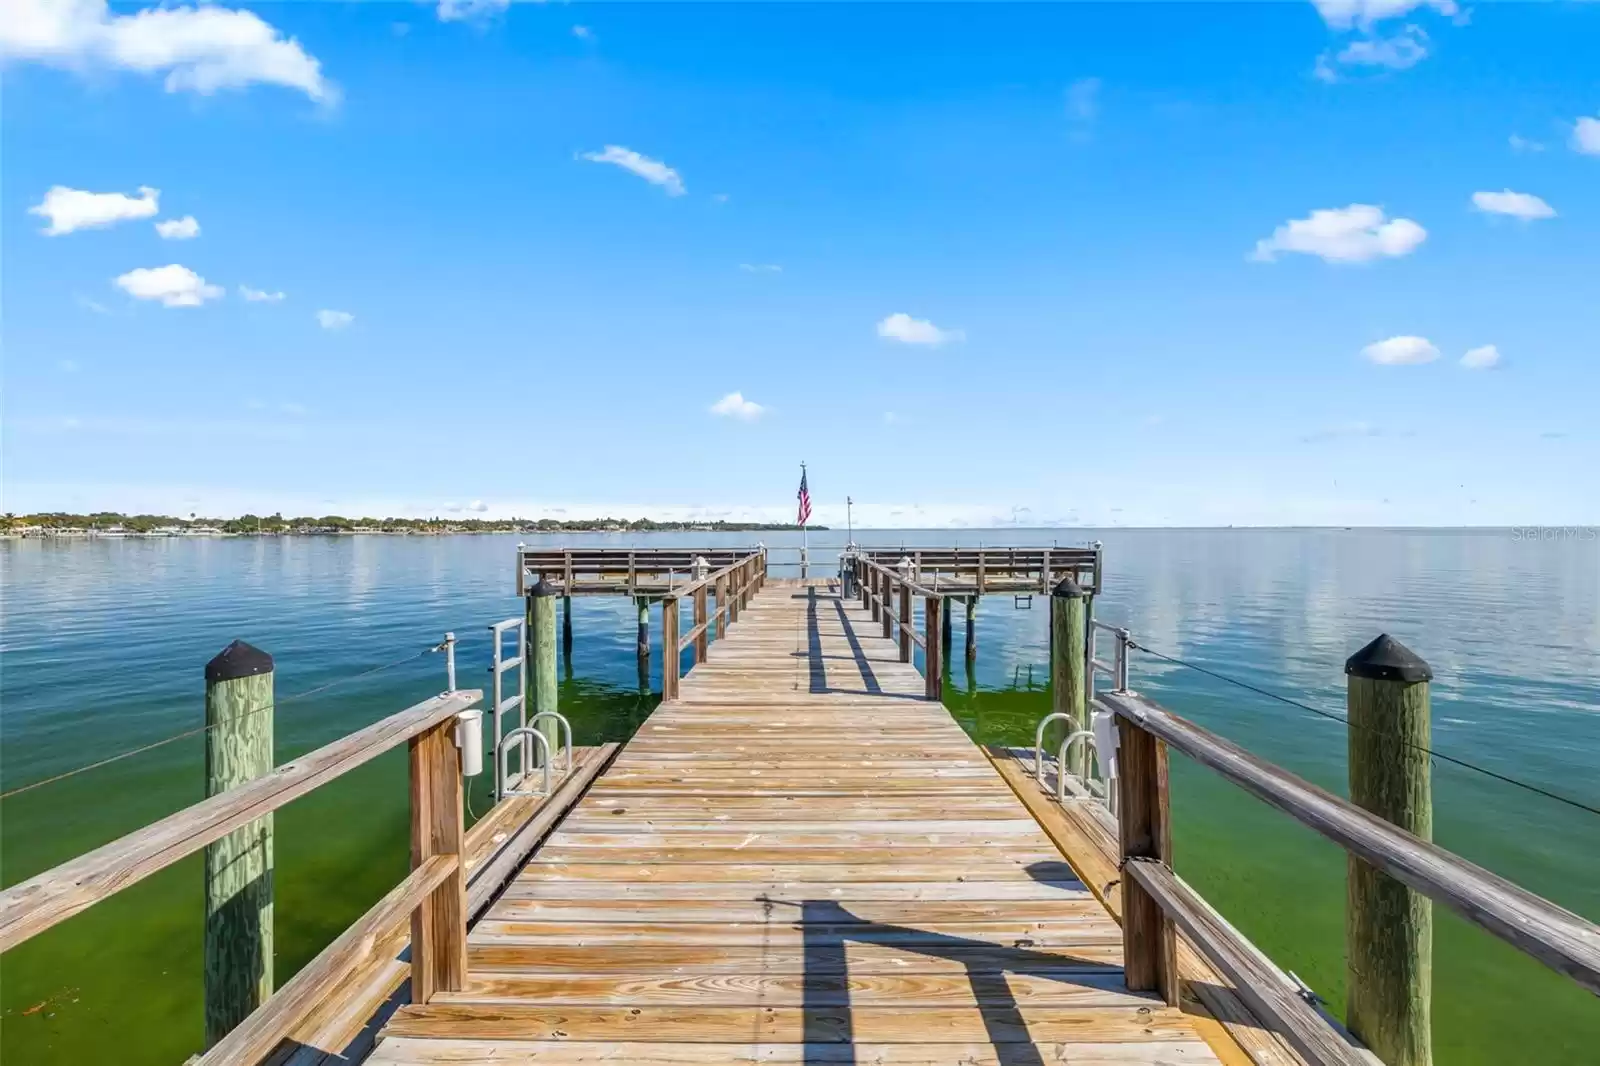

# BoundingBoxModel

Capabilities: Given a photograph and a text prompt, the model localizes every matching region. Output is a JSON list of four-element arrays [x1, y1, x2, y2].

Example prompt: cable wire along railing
[[1022, 596, 1600, 1066]]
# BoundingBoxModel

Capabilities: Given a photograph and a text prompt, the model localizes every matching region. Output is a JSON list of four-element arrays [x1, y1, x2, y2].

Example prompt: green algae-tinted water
[[2, 529, 1596, 1062]]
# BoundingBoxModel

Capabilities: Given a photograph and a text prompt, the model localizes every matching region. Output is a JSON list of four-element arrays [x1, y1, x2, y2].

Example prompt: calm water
[[2, 529, 1596, 1062]]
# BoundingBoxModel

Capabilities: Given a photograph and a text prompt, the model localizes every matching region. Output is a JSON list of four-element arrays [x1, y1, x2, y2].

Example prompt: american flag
[[796, 467, 811, 526]]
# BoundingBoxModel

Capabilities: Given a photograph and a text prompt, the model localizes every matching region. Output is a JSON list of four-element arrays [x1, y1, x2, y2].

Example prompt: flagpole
[[800, 461, 808, 580]]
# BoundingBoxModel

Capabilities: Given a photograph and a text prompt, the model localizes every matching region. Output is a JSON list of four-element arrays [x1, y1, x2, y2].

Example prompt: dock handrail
[[1099, 687, 1600, 1009], [852, 555, 943, 699], [661, 549, 766, 699], [0, 687, 484, 1061]]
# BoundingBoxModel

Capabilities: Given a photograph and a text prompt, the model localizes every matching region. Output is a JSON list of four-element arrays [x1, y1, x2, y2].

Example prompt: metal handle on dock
[[526, 711, 573, 775], [497, 727, 552, 797]]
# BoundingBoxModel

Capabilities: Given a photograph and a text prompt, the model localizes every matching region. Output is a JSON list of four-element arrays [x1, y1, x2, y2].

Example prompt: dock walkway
[[371, 582, 1231, 1065]]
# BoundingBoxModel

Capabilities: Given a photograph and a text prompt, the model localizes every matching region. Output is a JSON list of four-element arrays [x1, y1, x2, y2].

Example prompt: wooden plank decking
[[369, 583, 1239, 1065]]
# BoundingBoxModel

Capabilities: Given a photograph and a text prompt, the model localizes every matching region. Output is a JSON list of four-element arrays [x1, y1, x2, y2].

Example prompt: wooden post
[[715, 575, 728, 640], [870, 568, 881, 622], [528, 578, 559, 759], [409, 716, 465, 1003], [203, 640, 275, 1047], [1345, 634, 1434, 1066], [693, 585, 709, 664], [1050, 578, 1089, 778], [882, 575, 894, 640], [561, 594, 573, 662], [924, 596, 943, 701], [859, 560, 869, 610], [941, 595, 952, 656], [635, 597, 650, 690], [897, 581, 912, 663], [1116, 716, 1177, 1005], [662, 597, 681, 700], [965, 595, 978, 663]]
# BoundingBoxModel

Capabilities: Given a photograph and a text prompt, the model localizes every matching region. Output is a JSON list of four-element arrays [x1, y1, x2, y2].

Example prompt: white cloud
[[0, 0, 333, 102], [580, 145, 685, 196], [239, 284, 285, 302], [1065, 77, 1100, 122], [29, 185, 158, 235], [1334, 27, 1429, 72], [75, 294, 110, 314], [739, 263, 782, 273], [876, 312, 964, 346], [316, 309, 354, 330], [1572, 116, 1600, 156], [1471, 189, 1555, 220], [1251, 204, 1426, 263], [1312, 0, 1457, 30], [1509, 134, 1545, 154], [572, 25, 594, 41], [154, 214, 200, 239], [1460, 344, 1501, 369], [436, 0, 508, 21], [113, 264, 223, 307], [467, 499, 488, 513], [709, 392, 765, 421], [1362, 335, 1440, 365]]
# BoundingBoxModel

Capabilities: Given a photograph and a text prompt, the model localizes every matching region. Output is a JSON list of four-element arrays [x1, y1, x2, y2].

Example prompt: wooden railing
[[0, 688, 483, 1063], [662, 550, 766, 699], [1099, 687, 1600, 1066], [853, 555, 943, 700]]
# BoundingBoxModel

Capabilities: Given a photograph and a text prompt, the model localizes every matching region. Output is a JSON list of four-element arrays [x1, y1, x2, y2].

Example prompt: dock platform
[[368, 581, 1239, 1065]]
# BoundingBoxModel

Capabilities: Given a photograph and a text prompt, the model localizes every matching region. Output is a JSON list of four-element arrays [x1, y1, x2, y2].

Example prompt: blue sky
[[4, 0, 1597, 527]]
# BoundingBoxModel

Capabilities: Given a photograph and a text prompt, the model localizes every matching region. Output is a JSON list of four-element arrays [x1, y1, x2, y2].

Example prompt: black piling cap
[[1052, 576, 1085, 600], [1345, 634, 1432, 683], [205, 640, 274, 684], [529, 577, 559, 598]]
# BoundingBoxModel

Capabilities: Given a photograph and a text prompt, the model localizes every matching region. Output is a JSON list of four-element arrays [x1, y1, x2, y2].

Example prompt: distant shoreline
[[1, 513, 826, 538]]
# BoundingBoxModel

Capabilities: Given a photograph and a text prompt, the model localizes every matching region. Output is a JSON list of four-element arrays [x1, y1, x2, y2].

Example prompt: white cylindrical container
[[455, 707, 485, 777], [1091, 708, 1118, 784]]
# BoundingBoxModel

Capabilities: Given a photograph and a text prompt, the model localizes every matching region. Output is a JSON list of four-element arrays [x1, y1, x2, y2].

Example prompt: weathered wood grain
[[1101, 689, 1600, 996]]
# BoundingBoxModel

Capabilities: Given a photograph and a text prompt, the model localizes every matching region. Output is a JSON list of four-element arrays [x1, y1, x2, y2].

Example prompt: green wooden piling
[[1049, 578, 1088, 779], [964, 595, 977, 663], [528, 579, 559, 760], [1345, 633, 1434, 1066], [636, 597, 651, 692], [203, 640, 275, 1047]]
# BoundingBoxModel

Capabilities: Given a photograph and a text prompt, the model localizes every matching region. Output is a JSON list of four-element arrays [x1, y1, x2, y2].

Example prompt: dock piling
[[924, 596, 943, 700], [635, 597, 650, 689], [527, 579, 559, 761], [662, 597, 680, 700], [203, 640, 276, 1047], [561, 595, 573, 662], [1345, 634, 1434, 1066], [965, 595, 978, 662], [1050, 578, 1088, 779], [1116, 711, 1177, 1005]]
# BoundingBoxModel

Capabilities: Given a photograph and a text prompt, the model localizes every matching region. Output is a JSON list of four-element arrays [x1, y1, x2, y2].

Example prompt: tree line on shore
[[3, 512, 821, 535]]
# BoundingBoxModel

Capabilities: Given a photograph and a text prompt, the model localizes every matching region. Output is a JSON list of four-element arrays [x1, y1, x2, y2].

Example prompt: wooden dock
[[368, 581, 1240, 1065], [6, 547, 1595, 1066]]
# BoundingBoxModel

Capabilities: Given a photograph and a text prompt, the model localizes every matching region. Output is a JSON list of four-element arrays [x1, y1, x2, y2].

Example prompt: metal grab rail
[[497, 726, 552, 797], [1056, 730, 1097, 803], [527, 711, 573, 775]]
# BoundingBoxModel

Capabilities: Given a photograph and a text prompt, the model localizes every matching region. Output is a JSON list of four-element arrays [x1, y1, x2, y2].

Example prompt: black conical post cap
[[205, 640, 274, 684], [529, 577, 559, 598], [1052, 576, 1084, 599], [1345, 634, 1432, 683]]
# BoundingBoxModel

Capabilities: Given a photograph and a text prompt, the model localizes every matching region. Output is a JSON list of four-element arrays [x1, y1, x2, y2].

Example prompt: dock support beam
[[941, 596, 952, 657], [1116, 716, 1177, 1005], [561, 595, 573, 663], [662, 597, 680, 700], [1346, 634, 1434, 1066], [898, 580, 912, 663], [965, 595, 978, 663], [528, 579, 559, 759], [924, 596, 943, 701], [203, 640, 275, 1048], [1050, 578, 1088, 779], [635, 598, 650, 691], [409, 714, 466, 1002], [694, 585, 709, 664]]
